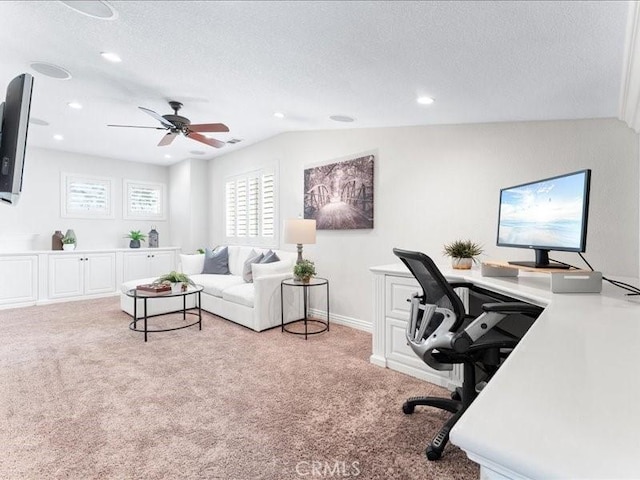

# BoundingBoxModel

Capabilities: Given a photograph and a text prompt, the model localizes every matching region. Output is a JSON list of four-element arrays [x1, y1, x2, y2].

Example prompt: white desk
[[370, 263, 640, 479]]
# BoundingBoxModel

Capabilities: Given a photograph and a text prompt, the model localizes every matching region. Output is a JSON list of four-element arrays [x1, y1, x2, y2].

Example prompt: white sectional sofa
[[120, 246, 301, 332]]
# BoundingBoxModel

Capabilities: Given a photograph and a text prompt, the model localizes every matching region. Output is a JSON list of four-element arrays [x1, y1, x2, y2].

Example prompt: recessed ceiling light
[[30, 62, 72, 80], [59, 1, 118, 20], [100, 52, 122, 63], [417, 96, 435, 105], [53, 134, 64, 141], [189, 150, 206, 155], [274, 112, 285, 119], [164, 154, 171, 159], [29, 117, 49, 126], [68, 102, 83, 109], [329, 115, 355, 123]]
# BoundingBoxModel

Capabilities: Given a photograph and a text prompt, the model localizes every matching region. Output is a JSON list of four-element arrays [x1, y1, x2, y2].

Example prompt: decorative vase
[[129, 239, 141, 249], [452, 257, 473, 270], [301, 276, 311, 284], [64, 229, 76, 247], [52, 230, 63, 250], [63, 244, 75, 251], [171, 282, 182, 294], [148, 226, 159, 248]]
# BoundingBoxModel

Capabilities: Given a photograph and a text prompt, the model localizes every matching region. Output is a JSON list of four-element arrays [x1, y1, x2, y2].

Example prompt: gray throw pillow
[[202, 246, 230, 274], [261, 250, 280, 264], [242, 250, 264, 283]]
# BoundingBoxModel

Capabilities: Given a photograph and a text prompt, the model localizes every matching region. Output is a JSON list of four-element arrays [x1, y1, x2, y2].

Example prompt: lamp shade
[[284, 218, 316, 244]]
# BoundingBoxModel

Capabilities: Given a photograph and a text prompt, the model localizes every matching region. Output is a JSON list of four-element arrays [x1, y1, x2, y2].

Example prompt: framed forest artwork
[[304, 154, 374, 230]]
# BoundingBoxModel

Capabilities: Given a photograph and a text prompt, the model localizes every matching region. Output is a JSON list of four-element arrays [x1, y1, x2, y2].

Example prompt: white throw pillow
[[180, 254, 205, 275], [252, 260, 292, 281]]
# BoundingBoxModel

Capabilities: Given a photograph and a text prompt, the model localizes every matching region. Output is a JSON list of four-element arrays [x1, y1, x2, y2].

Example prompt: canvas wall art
[[304, 154, 374, 230]]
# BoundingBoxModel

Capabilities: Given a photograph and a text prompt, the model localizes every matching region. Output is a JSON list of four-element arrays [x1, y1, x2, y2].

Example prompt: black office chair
[[393, 248, 542, 460]]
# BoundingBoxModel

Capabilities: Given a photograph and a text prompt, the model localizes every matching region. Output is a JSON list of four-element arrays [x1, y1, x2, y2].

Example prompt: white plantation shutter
[[261, 173, 274, 238], [62, 174, 113, 218], [124, 180, 166, 220], [225, 169, 277, 244]]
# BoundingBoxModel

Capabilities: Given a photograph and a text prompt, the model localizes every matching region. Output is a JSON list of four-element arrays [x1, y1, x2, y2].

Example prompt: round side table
[[280, 277, 329, 340]]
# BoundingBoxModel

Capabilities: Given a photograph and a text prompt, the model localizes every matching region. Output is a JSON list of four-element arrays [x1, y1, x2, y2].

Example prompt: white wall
[[208, 118, 639, 325], [169, 158, 209, 253], [0, 147, 171, 250]]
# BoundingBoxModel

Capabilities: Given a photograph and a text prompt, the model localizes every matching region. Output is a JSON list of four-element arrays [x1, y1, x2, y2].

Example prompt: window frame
[[123, 179, 167, 221], [61, 172, 114, 219]]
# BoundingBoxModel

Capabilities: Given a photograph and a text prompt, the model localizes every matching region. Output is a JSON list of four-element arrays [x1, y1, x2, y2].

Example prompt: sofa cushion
[[261, 250, 280, 264], [202, 246, 230, 274], [180, 253, 205, 275], [221, 283, 254, 308], [190, 273, 245, 297], [242, 250, 264, 283], [252, 260, 292, 280]]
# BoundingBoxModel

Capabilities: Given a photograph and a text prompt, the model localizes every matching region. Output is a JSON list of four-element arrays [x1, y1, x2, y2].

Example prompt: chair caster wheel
[[402, 402, 415, 414], [426, 446, 442, 461], [450, 390, 461, 401]]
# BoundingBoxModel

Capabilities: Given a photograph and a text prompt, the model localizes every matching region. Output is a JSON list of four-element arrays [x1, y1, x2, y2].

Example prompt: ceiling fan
[[108, 101, 229, 148]]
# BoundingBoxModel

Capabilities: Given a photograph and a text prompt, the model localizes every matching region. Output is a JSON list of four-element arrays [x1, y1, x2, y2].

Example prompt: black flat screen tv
[[0, 73, 34, 205], [496, 169, 591, 269]]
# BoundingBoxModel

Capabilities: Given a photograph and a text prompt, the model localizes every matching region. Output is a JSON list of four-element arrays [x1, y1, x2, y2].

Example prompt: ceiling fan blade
[[138, 106, 175, 129], [158, 132, 178, 146], [107, 124, 166, 129], [188, 123, 230, 133], [186, 132, 226, 148]]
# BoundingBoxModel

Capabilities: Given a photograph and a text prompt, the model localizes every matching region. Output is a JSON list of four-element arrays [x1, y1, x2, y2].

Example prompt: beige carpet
[[0, 297, 479, 479]]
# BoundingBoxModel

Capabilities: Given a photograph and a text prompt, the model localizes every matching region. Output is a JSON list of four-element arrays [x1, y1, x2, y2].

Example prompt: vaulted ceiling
[[0, 1, 632, 165]]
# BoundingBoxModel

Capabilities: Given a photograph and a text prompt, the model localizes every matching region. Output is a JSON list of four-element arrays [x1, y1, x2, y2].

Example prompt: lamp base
[[296, 244, 303, 264]]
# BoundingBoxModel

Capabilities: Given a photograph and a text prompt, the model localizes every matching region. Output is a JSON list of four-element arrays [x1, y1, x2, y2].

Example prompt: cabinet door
[[148, 251, 175, 277], [49, 255, 84, 299], [0, 256, 38, 305], [84, 253, 116, 295], [122, 252, 151, 282]]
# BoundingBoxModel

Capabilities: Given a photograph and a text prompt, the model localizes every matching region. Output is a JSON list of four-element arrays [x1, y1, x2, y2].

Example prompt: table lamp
[[284, 218, 316, 264]]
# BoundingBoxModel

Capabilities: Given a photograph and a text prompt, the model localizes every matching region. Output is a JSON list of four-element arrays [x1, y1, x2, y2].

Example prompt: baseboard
[[307, 308, 371, 333], [37, 291, 119, 306]]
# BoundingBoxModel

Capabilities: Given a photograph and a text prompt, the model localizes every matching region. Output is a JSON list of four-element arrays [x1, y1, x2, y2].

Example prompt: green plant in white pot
[[62, 234, 76, 251], [443, 239, 483, 270], [293, 259, 316, 283], [154, 271, 195, 293]]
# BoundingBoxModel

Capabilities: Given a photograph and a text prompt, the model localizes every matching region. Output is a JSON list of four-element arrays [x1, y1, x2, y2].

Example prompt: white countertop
[[372, 263, 640, 479]]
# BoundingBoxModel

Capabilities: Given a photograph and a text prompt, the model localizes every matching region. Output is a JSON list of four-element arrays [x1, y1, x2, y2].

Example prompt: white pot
[[451, 257, 473, 270], [63, 244, 75, 251], [171, 282, 182, 294]]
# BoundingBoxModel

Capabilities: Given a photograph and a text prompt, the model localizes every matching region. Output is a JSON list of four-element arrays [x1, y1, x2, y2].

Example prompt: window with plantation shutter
[[124, 180, 166, 220], [61, 173, 113, 219], [225, 169, 277, 245]]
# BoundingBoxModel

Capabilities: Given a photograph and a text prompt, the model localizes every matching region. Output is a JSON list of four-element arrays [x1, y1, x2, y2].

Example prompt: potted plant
[[293, 259, 316, 283], [153, 270, 196, 293], [125, 230, 146, 249], [62, 234, 76, 251], [443, 239, 484, 269]]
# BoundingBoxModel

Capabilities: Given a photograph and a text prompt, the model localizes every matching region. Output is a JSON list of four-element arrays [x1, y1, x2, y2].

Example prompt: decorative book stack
[[136, 283, 171, 294]]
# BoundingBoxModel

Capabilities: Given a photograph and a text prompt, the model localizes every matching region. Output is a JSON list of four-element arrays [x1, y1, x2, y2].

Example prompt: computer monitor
[[0, 73, 34, 205], [496, 169, 591, 269]]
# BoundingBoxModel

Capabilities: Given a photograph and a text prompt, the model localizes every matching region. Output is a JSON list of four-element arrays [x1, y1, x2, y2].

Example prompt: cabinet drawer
[[385, 275, 421, 320]]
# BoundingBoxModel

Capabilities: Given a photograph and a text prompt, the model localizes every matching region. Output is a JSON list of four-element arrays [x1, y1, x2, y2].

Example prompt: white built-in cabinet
[[48, 253, 116, 299], [0, 255, 38, 307], [122, 250, 175, 283], [0, 247, 178, 308]]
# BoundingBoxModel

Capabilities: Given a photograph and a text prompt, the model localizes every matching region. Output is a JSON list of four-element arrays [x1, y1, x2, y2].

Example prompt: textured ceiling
[[0, 1, 631, 165]]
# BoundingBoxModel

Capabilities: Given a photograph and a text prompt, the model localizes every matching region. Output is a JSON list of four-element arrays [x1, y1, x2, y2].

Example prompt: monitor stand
[[508, 249, 570, 270]]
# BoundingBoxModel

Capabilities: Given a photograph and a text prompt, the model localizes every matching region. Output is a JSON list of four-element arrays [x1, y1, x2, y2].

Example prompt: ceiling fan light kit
[[108, 101, 229, 148]]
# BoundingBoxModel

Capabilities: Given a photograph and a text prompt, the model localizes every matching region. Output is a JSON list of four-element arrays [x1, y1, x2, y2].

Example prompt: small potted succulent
[[125, 230, 146, 249], [62, 234, 76, 251], [293, 259, 316, 283], [443, 239, 484, 270], [154, 270, 196, 293]]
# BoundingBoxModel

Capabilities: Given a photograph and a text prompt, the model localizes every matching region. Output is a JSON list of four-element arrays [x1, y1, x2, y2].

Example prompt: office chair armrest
[[448, 282, 475, 289], [482, 302, 544, 316]]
